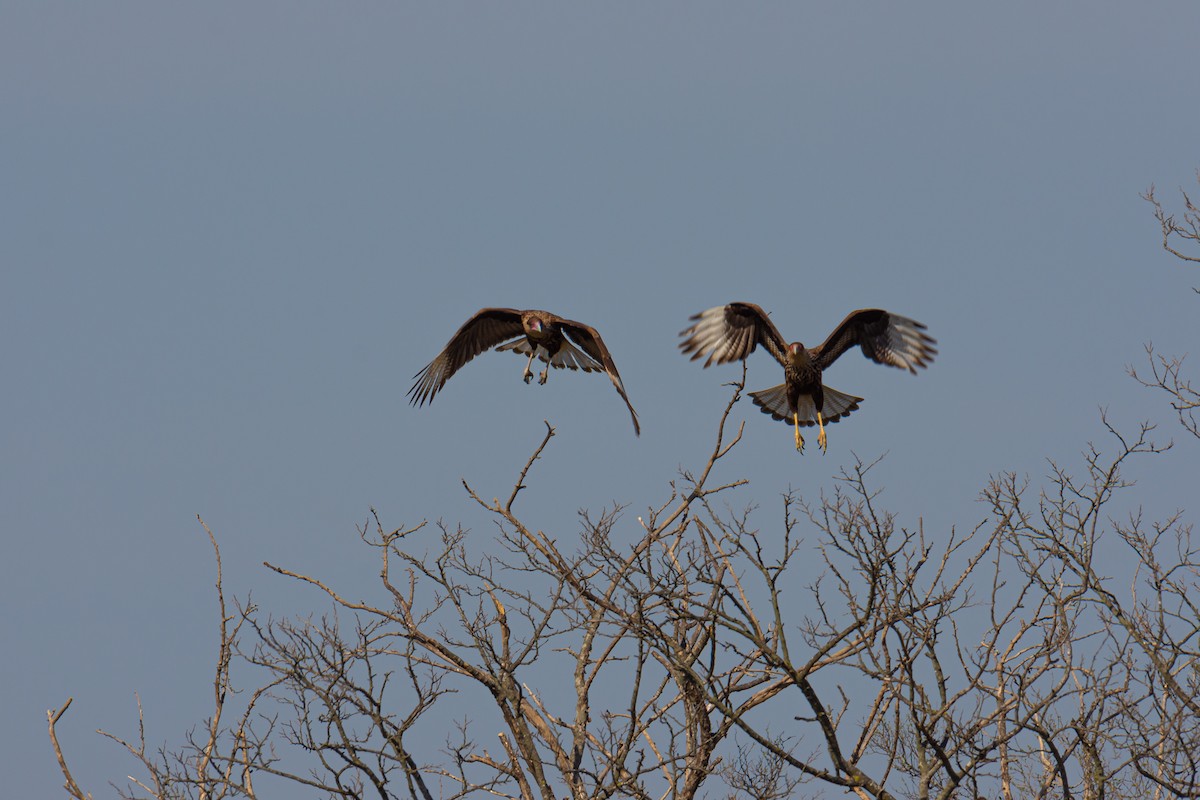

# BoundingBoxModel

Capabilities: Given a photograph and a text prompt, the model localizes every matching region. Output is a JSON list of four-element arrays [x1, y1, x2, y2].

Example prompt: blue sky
[[3, 4, 1198, 795]]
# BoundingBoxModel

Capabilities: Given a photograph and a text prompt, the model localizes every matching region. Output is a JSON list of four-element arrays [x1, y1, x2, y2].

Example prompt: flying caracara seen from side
[[679, 303, 936, 453], [408, 308, 641, 436]]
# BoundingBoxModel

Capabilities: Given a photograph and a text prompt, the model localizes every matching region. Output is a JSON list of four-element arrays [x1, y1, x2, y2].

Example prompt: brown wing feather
[[407, 308, 526, 406], [813, 309, 938, 373], [558, 318, 641, 436], [678, 302, 789, 367]]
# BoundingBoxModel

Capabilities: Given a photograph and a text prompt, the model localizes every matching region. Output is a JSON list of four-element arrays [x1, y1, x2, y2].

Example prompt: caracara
[[680, 303, 935, 453], [409, 308, 640, 435]]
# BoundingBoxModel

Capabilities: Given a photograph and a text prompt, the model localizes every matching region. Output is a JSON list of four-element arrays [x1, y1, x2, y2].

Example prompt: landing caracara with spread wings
[[408, 308, 640, 435], [679, 303, 936, 453]]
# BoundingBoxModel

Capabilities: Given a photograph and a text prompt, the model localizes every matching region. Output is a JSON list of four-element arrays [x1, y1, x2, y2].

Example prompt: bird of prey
[[408, 308, 641, 435], [679, 303, 936, 453]]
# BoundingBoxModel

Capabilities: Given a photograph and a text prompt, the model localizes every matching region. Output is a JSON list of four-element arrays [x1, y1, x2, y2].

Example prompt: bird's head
[[787, 342, 808, 364], [528, 318, 544, 334]]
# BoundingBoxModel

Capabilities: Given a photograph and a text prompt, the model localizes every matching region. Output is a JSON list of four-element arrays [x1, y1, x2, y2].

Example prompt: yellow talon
[[817, 412, 827, 454], [793, 412, 805, 453]]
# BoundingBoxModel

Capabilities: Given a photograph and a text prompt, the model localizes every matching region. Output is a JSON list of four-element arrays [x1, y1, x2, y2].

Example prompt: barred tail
[[749, 383, 863, 426]]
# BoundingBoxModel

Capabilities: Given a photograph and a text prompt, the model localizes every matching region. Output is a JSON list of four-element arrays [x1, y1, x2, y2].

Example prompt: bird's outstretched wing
[[678, 302, 789, 367], [557, 318, 641, 436], [407, 308, 526, 406], [813, 309, 937, 373]]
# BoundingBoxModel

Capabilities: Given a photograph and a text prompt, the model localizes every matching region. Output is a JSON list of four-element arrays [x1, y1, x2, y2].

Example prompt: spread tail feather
[[749, 383, 863, 426]]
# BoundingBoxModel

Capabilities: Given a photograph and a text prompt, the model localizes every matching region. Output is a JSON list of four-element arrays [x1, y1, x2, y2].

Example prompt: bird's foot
[[522, 369, 534, 384], [818, 426, 828, 454], [538, 369, 549, 385], [794, 414, 805, 453]]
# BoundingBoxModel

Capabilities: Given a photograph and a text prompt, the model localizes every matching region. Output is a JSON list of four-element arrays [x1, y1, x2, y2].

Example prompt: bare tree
[[48, 384, 1199, 799], [1143, 171, 1200, 268], [1134, 173, 1200, 441]]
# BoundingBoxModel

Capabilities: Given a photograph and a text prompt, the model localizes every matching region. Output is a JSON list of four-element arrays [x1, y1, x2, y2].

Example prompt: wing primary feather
[[678, 302, 788, 368], [814, 309, 937, 373], [558, 318, 641, 436], [407, 308, 524, 406]]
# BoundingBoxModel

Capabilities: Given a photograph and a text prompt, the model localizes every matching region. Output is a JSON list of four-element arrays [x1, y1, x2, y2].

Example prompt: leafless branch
[[1144, 173, 1200, 266]]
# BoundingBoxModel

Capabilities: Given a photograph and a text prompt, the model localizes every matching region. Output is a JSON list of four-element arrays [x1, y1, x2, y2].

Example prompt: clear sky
[[3, 4, 1198, 796]]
